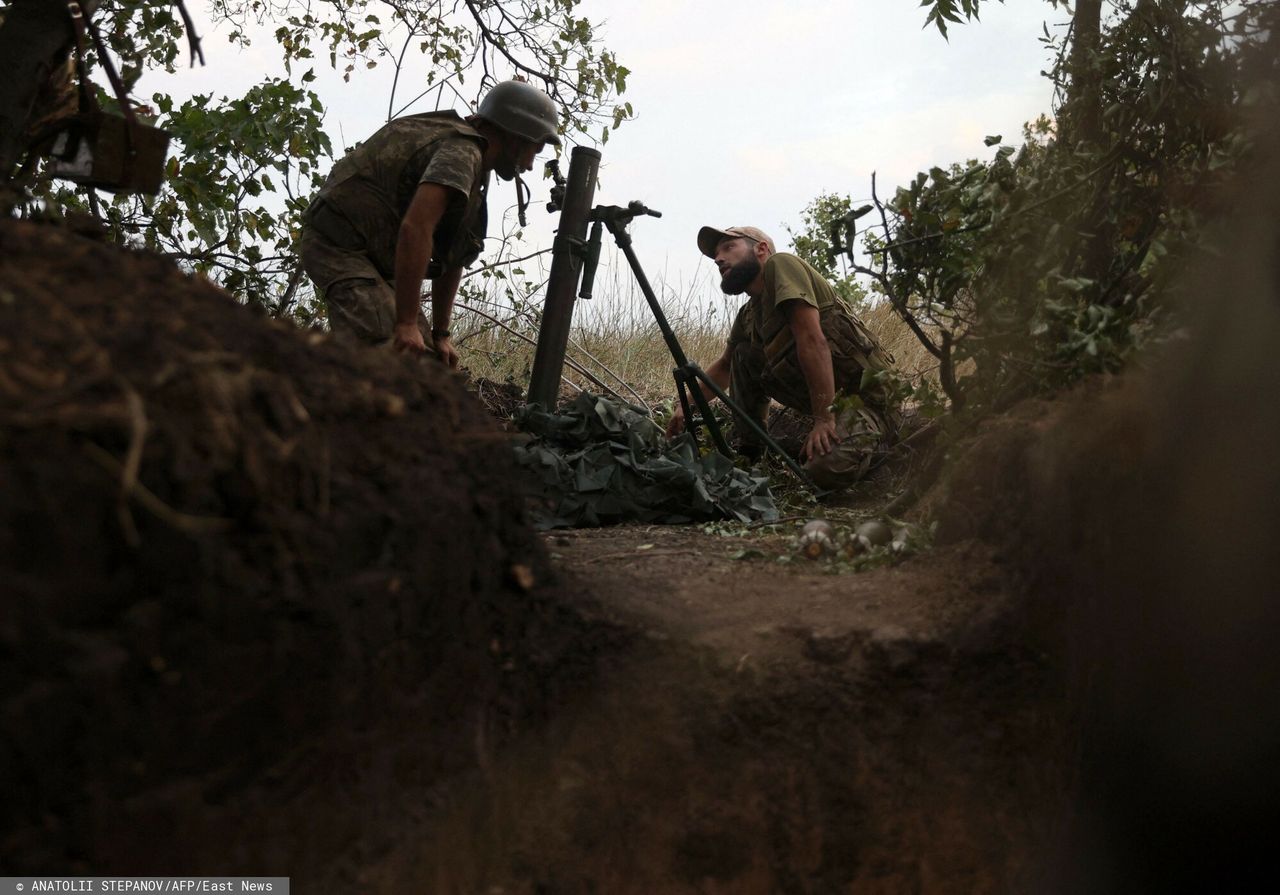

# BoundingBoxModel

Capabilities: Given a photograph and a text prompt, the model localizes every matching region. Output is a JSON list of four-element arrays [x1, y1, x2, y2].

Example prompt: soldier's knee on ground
[[804, 444, 875, 490], [804, 407, 889, 490]]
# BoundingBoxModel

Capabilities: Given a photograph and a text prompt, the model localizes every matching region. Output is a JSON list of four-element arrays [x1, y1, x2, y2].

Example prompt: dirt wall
[[923, 121, 1280, 889], [0, 220, 606, 880]]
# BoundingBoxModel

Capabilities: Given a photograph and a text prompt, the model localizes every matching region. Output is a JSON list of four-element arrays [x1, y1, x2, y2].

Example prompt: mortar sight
[[545, 159, 567, 213]]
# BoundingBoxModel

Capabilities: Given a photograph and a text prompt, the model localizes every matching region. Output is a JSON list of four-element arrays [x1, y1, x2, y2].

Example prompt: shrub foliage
[[841, 0, 1279, 411]]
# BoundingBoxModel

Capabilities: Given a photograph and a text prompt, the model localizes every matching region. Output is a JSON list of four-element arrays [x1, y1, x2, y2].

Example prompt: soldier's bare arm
[[392, 182, 453, 354], [787, 302, 840, 459], [430, 265, 464, 368]]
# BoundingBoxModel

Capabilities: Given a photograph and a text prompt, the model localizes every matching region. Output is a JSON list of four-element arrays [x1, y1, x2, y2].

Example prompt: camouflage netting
[[514, 393, 778, 528]]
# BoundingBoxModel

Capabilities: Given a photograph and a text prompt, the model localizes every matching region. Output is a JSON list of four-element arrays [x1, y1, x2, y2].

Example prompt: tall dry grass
[[451, 249, 942, 408], [858, 300, 941, 384]]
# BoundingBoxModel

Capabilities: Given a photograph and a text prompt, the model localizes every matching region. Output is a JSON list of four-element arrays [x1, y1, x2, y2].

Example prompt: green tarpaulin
[[514, 393, 779, 529]]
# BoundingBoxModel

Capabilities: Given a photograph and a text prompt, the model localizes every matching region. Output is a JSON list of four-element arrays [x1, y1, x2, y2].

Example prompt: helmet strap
[[515, 173, 531, 228]]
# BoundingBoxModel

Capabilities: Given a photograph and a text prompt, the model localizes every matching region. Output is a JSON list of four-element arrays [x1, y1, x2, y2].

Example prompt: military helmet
[[477, 80, 562, 146]]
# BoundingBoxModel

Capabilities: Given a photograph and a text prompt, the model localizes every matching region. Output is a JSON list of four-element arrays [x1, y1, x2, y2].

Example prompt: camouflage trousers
[[730, 341, 892, 490], [298, 211, 435, 352]]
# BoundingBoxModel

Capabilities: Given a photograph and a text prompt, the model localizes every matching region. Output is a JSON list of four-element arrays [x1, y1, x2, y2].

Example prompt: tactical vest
[[735, 256, 900, 418], [304, 111, 489, 278]]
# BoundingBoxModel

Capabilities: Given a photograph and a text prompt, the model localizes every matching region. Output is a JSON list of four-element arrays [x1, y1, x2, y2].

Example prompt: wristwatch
[[431, 328, 451, 340]]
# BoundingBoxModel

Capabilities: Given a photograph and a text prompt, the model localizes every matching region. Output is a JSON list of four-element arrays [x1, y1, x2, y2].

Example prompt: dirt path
[[352, 524, 1069, 894], [545, 524, 1014, 664]]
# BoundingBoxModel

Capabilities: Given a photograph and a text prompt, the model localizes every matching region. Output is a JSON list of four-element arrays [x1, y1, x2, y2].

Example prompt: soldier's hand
[[392, 321, 428, 355], [665, 405, 686, 439], [434, 334, 459, 369], [802, 417, 841, 461]]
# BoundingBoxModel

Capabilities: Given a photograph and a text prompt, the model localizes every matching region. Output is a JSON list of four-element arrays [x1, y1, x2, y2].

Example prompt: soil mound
[[0, 220, 594, 876]]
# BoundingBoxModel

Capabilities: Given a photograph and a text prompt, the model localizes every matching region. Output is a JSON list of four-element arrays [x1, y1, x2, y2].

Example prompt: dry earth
[[348, 522, 1071, 894]]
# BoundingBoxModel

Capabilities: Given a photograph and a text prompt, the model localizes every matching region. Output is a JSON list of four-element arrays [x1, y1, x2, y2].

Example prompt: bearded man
[[666, 226, 901, 489]]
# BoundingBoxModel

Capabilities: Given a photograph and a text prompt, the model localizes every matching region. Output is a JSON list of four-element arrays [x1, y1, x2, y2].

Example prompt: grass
[[450, 249, 942, 410]]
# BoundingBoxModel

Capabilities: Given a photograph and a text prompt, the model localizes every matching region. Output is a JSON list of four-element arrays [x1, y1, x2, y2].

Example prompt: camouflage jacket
[[303, 111, 489, 281]]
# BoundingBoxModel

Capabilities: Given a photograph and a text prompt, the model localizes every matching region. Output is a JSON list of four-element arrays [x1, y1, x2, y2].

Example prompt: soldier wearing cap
[[299, 79, 560, 362], [667, 226, 901, 490]]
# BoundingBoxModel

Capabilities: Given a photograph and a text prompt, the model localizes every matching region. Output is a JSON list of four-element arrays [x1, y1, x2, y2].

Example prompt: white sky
[[144, 0, 1065, 306]]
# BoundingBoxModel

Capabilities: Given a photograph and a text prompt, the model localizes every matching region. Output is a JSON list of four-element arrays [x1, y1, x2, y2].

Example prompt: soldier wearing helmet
[[667, 226, 902, 490], [299, 79, 560, 361]]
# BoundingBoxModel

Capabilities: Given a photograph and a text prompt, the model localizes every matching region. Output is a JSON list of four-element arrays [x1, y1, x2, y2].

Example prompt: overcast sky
[[146, 0, 1065, 305]]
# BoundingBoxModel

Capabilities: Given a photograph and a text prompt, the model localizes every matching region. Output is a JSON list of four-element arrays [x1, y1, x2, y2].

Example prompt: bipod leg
[[674, 372, 698, 450], [688, 365, 828, 498], [674, 365, 732, 457]]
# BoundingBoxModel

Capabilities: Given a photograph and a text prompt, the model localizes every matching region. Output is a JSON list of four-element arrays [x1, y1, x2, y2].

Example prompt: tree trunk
[[1064, 0, 1104, 149], [1060, 0, 1119, 295], [0, 0, 100, 174]]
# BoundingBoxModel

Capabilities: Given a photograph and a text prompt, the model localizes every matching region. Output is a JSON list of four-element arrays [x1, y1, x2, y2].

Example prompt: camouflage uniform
[[299, 111, 489, 346], [726, 253, 900, 489]]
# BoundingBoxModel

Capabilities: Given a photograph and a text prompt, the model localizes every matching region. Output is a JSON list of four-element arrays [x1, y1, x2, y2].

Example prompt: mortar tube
[[527, 145, 601, 408]]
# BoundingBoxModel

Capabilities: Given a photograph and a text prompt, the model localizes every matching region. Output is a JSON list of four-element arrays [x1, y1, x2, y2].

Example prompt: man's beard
[[720, 255, 761, 295]]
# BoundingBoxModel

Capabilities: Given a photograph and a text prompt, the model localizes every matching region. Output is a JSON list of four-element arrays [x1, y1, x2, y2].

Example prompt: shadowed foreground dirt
[[0, 218, 611, 877], [358, 529, 1070, 894]]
